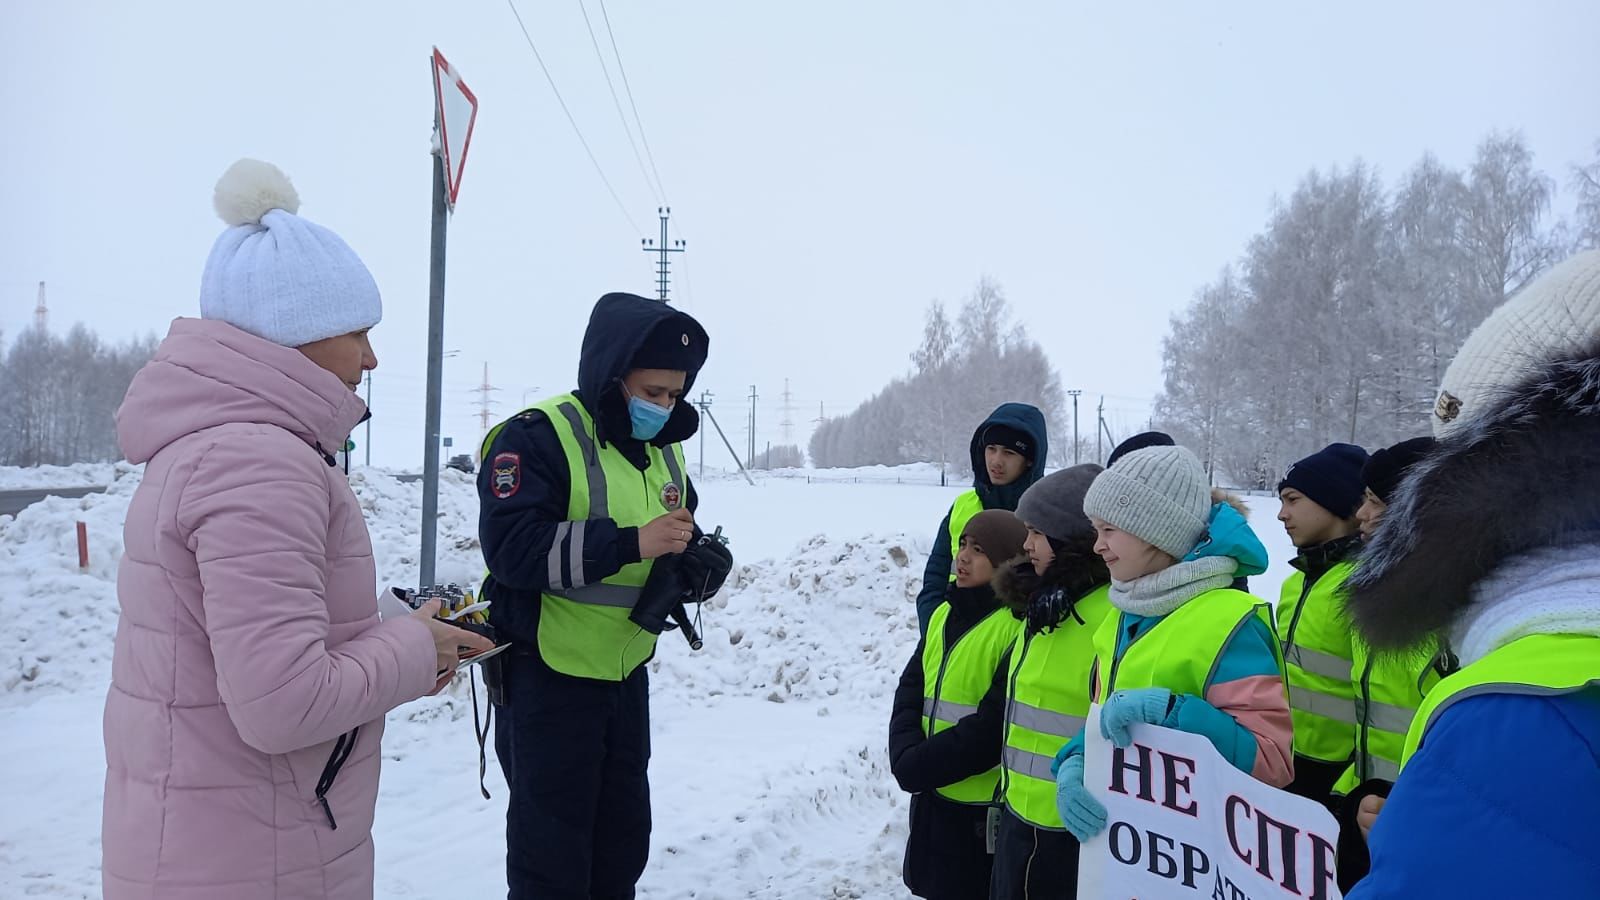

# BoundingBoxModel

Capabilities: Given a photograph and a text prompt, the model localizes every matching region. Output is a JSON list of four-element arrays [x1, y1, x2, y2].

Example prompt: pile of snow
[[653, 533, 922, 708], [0, 462, 140, 693], [0, 465, 488, 698]]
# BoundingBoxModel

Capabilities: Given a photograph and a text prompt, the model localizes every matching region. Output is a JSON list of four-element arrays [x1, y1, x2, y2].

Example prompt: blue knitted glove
[[1054, 745, 1108, 841], [1100, 688, 1179, 747]]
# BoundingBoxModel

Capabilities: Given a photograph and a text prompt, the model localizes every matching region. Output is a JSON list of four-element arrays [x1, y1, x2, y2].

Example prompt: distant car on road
[[446, 454, 476, 475]]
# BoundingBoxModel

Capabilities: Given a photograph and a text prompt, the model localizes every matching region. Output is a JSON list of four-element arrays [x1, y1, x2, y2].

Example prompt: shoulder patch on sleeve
[[491, 452, 522, 499]]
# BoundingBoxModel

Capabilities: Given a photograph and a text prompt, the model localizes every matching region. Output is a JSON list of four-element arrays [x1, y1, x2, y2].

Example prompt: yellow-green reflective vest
[[1332, 638, 1442, 794], [944, 490, 985, 582], [999, 585, 1113, 829], [1278, 562, 1358, 763], [922, 601, 1022, 804], [482, 394, 689, 682], [1400, 633, 1600, 769], [1092, 589, 1283, 701]]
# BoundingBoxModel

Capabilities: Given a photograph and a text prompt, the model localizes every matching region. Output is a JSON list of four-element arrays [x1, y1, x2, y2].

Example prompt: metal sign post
[[420, 48, 478, 587]]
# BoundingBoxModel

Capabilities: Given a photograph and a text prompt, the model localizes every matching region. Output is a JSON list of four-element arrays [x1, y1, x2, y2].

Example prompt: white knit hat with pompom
[[198, 159, 382, 347], [1433, 249, 1600, 438]]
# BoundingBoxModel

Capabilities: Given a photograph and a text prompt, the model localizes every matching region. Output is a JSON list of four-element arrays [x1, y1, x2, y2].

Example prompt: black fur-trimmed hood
[[1345, 335, 1600, 652], [992, 539, 1110, 624]]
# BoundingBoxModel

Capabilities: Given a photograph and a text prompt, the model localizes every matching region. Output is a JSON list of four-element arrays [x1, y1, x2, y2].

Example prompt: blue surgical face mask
[[626, 390, 673, 441]]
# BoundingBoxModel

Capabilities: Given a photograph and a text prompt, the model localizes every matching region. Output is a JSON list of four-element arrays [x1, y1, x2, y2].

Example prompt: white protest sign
[[1078, 705, 1343, 900]]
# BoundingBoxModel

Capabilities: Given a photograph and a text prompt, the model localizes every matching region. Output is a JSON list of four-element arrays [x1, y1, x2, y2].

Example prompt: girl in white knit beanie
[[1049, 444, 1294, 843]]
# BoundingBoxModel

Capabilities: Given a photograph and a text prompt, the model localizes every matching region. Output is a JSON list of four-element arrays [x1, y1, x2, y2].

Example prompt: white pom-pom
[[213, 158, 301, 226]]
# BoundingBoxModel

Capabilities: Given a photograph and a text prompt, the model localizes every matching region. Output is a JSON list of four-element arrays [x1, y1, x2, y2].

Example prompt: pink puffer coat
[[102, 318, 437, 899]]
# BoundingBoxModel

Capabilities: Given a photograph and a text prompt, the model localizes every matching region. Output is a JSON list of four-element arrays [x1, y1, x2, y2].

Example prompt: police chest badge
[[491, 452, 521, 499], [660, 481, 683, 510]]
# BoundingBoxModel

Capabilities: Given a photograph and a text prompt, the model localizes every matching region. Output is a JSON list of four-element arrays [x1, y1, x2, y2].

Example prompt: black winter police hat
[[630, 316, 707, 374]]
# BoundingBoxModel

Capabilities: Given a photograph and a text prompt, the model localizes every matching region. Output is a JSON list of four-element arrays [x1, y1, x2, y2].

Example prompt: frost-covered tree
[[0, 324, 156, 465], [810, 278, 1063, 471], [1154, 132, 1568, 486], [1572, 140, 1600, 251]]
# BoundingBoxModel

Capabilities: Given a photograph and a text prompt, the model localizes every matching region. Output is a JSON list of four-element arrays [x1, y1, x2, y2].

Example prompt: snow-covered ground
[[0, 464, 1293, 898]]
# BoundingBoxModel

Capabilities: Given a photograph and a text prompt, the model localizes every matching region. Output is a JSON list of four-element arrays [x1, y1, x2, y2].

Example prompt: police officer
[[478, 292, 725, 899]]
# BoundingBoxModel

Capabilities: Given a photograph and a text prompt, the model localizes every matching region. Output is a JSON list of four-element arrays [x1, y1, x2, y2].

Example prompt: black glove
[[679, 531, 734, 601], [1026, 587, 1086, 635]]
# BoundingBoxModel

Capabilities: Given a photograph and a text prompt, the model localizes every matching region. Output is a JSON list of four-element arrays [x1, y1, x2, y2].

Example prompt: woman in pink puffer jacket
[[101, 160, 490, 900]]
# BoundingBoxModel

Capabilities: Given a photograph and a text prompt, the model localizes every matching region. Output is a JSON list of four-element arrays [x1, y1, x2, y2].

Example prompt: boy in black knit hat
[[1275, 442, 1369, 803]]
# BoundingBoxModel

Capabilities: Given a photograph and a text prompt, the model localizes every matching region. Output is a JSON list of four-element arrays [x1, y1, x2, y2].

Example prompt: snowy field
[[0, 464, 1294, 898]]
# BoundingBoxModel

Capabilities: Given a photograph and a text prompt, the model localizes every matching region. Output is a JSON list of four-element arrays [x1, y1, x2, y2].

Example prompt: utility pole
[[33, 281, 47, 331], [475, 361, 500, 435], [1068, 389, 1083, 465], [703, 406, 756, 486], [1096, 395, 1104, 464], [694, 390, 715, 478], [640, 207, 686, 301], [780, 379, 797, 445], [747, 384, 758, 468]]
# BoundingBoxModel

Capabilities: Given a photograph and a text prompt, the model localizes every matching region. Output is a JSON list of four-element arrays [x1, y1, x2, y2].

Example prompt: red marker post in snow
[[419, 47, 479, 588], [77, 521, 88, 569]]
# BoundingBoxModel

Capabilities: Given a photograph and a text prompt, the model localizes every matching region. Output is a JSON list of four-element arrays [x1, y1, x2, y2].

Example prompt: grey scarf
[[1109, 556, 1239, 617]]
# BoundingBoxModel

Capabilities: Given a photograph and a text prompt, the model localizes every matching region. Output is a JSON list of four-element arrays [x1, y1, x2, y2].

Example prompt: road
[[0, 486, 107, 517]]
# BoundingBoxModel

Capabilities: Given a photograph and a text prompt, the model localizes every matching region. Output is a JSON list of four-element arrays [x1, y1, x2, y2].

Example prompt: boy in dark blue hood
[[914, 403, 1048, 634]]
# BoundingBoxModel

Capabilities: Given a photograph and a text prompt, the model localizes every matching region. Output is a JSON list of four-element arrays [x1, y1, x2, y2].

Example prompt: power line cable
[[597, 0, 669, 203], [576, 0, 662, 204], [504, 0, 642, 234]]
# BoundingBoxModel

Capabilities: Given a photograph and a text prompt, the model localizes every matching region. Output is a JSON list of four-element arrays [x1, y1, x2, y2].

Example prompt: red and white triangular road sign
[[432, 47, 478, 210]]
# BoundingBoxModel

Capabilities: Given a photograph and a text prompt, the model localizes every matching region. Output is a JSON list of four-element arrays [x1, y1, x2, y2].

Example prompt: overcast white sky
[[4, 1, 1597, 469]]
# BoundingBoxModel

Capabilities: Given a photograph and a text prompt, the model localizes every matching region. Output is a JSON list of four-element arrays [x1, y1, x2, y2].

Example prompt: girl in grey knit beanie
[[1051, 445, 1292, 847]]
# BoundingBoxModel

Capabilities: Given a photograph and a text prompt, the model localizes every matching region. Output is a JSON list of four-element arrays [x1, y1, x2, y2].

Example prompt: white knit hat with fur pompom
[[198, 159, 381, 347]]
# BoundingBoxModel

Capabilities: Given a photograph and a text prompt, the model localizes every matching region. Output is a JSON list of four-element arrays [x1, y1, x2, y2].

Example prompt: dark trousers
[[493, 648, 651, 900], [901, 793, 992, 900], [989, 807, 1081, 900], [1285, 754, 1347, 814]]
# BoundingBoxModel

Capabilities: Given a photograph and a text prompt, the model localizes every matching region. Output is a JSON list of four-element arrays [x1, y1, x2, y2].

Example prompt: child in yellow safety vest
[[889, 509, 1028, 900], [1275, 442, 1371, 804], [1052, 445, 1295, 842], [1332, 436, 1447, 892]]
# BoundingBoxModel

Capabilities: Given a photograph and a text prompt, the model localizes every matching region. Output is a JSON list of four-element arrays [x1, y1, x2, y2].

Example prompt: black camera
[[628, 527, 733, 651]]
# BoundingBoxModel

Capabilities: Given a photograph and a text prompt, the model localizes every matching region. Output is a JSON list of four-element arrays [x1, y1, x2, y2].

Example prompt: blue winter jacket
[[1348, 688, 1600, 897]]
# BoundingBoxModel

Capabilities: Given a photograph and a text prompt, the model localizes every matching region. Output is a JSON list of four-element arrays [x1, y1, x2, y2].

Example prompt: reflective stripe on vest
[[1277, 563, 1358, 763], [944, 490, 985, 582], [494, 394, 687, 682], [922, 602, 1021, 804], [1002, 745, 1056, 783], [1400, 633, 1600, 770], [1093, 589, 1282, 701], [1000, 584, 1112, 830], [1332, 638, 1441, 795]]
